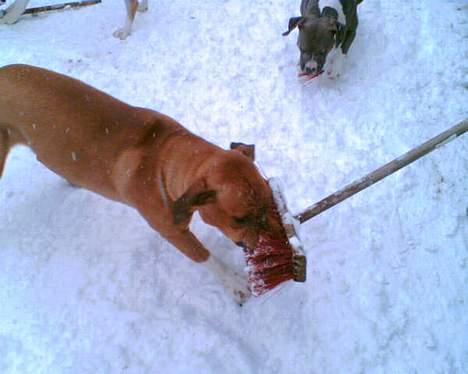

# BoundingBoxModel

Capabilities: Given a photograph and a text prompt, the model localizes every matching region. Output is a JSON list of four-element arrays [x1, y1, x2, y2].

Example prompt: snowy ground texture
[[1, 0, 467, 373]]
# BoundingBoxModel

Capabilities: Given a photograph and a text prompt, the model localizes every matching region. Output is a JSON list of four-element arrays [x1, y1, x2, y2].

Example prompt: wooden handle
[[23, 0, 101, 15], [296, 119, 468, 224]]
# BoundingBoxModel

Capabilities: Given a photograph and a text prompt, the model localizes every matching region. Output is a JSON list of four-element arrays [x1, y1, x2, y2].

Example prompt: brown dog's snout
[[237, 228, 262, 250], [236, 231, 259, 250]]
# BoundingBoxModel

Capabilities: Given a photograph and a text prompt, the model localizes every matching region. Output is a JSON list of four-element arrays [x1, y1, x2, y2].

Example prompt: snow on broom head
[[245, 178, 307, 296]]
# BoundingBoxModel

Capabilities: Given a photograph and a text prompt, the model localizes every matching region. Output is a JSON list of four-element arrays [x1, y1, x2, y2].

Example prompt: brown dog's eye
[[233, 216, 251, 226]]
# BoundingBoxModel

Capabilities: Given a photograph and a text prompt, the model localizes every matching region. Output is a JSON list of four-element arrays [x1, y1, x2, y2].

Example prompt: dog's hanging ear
[[282, 16, 305, 36], [320, 7, 340, 36], [230, 142, 255, 161], [173, 179, 216, 225], [321, 6, 339, 20]]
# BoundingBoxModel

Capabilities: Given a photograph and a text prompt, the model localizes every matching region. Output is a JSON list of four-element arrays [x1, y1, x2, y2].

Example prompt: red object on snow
[[245, 178, 307, 296]]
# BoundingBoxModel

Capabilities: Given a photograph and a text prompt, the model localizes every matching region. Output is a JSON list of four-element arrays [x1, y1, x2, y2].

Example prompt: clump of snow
[[1, 0, 467, 373]]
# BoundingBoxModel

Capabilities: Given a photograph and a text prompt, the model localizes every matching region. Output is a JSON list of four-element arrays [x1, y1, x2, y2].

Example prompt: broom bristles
[[244, 177, 307, 296], [245, 233, 295, 296]]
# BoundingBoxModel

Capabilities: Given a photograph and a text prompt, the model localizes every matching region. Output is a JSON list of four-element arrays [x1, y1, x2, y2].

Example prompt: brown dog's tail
[[0, 128, 10, 178], [0, 126, 24, 178]]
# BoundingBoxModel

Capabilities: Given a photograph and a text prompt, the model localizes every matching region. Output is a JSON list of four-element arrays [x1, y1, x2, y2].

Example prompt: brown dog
[[0, 64, 285, 304]]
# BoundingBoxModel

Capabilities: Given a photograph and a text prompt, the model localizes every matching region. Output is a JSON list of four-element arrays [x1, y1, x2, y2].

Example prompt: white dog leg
[[326, 48, 346, 79], [113, 0, 138, 40]]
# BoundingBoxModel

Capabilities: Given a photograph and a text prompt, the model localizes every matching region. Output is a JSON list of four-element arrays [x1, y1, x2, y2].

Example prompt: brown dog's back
[[0, 64, 181, 198]]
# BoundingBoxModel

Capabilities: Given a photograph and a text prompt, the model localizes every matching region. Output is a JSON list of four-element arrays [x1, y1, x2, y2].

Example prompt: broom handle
[[23, 0, 101, 15], [295, 119, 468, 224]]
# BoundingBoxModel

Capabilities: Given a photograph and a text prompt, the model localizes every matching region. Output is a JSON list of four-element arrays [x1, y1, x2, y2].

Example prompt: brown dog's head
[[172, 143, 284, 250], [284, 6, 342, 76]]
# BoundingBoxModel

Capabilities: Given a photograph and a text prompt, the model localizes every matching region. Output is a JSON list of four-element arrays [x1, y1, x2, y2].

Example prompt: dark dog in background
[[283, 0, 363, 79]]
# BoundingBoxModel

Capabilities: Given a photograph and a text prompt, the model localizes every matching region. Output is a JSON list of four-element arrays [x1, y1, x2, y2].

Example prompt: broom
[[247, 119, 468, 296], [0, 0, 101, 25], [22, 0, 101, 16]]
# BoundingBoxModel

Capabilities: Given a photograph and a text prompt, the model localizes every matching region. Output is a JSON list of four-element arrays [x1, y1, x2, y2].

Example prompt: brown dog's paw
[[203, 256, 252, 305], [228, 273, 252, 306], [217, 269, 251, 305], [233, 287, 251, 306]]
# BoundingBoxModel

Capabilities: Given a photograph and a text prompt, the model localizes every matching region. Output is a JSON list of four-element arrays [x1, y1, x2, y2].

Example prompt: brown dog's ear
[[173, 179, 216, 225], [282, 16, 305, 36], [230, 142, 255, 161]]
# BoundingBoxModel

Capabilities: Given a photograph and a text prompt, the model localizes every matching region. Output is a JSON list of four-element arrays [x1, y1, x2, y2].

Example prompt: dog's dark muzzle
[[305, 66, 323, 76]]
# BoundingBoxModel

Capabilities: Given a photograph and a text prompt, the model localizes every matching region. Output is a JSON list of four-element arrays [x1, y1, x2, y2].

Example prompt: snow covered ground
[[1, 0, 467, 373]]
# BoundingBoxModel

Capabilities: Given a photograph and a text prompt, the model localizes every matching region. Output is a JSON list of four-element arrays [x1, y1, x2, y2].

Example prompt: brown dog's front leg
[[163, 228, 210, 263], [137, 206, 251, 303]]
